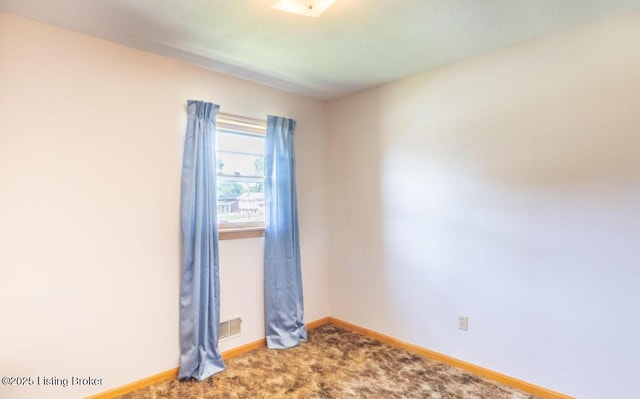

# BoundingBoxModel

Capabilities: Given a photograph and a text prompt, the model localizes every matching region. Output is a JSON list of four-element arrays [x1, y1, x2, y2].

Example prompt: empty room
[[1, 1, 638, 399]]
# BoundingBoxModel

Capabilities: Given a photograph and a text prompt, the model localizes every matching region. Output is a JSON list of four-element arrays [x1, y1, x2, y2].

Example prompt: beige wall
[[0, 12, 329, 399], [326, 11, 640, 399]]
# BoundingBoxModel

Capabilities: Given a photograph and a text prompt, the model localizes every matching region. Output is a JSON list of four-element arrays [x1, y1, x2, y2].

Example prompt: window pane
[[216, 128, 265, 228], [217, 131, 264, 177], [216, 177, 264, 225]]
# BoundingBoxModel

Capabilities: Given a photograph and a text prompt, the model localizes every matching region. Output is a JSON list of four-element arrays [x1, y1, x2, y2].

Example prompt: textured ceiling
[[1, 0, 639, 99]]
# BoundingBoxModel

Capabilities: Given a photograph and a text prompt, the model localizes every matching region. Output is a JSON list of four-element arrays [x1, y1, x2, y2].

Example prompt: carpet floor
[[117, 324, 541, 398]]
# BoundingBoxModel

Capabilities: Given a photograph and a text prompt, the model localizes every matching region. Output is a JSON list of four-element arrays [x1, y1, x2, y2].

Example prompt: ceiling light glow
[[271, 0, 336, 17]]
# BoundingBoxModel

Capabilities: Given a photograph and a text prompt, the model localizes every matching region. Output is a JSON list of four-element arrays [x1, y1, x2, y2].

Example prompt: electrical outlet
[[458, 316, 468, 331]]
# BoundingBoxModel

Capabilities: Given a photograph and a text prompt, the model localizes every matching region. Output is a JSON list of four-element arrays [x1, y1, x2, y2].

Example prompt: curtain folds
[[178, 100, 226, 380], [264, 115, 307, 349]]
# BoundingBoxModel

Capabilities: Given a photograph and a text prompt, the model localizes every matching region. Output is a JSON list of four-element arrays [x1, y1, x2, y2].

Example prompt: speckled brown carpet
[[117, 324, 541, 399]]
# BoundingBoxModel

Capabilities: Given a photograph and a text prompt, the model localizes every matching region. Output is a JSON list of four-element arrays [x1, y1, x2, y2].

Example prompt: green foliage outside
[[216, 157, 265, 197], [217, 181, 244, 197]]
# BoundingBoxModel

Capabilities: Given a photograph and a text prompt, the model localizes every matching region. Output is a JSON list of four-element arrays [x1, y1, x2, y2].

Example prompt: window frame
[[216, 112, 267, 240]]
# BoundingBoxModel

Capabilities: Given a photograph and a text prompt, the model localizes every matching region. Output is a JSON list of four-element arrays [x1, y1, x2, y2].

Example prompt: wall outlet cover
[[458, 316, 469, 331]]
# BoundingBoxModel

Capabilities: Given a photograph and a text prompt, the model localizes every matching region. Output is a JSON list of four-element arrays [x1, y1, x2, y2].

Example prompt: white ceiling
[[1, 0, 639, 100]]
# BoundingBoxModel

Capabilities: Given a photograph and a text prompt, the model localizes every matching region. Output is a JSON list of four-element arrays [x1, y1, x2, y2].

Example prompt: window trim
[[217, 113, 267, 135], [219, 227, 265, 240], [216, 112, 267, 240]]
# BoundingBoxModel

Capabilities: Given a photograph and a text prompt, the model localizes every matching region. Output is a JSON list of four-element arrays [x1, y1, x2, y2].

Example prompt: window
[[216, 113, 266, 240]]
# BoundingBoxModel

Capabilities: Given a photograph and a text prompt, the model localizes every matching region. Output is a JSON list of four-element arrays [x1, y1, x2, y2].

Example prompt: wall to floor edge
[[86, 317, 573, 399]]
